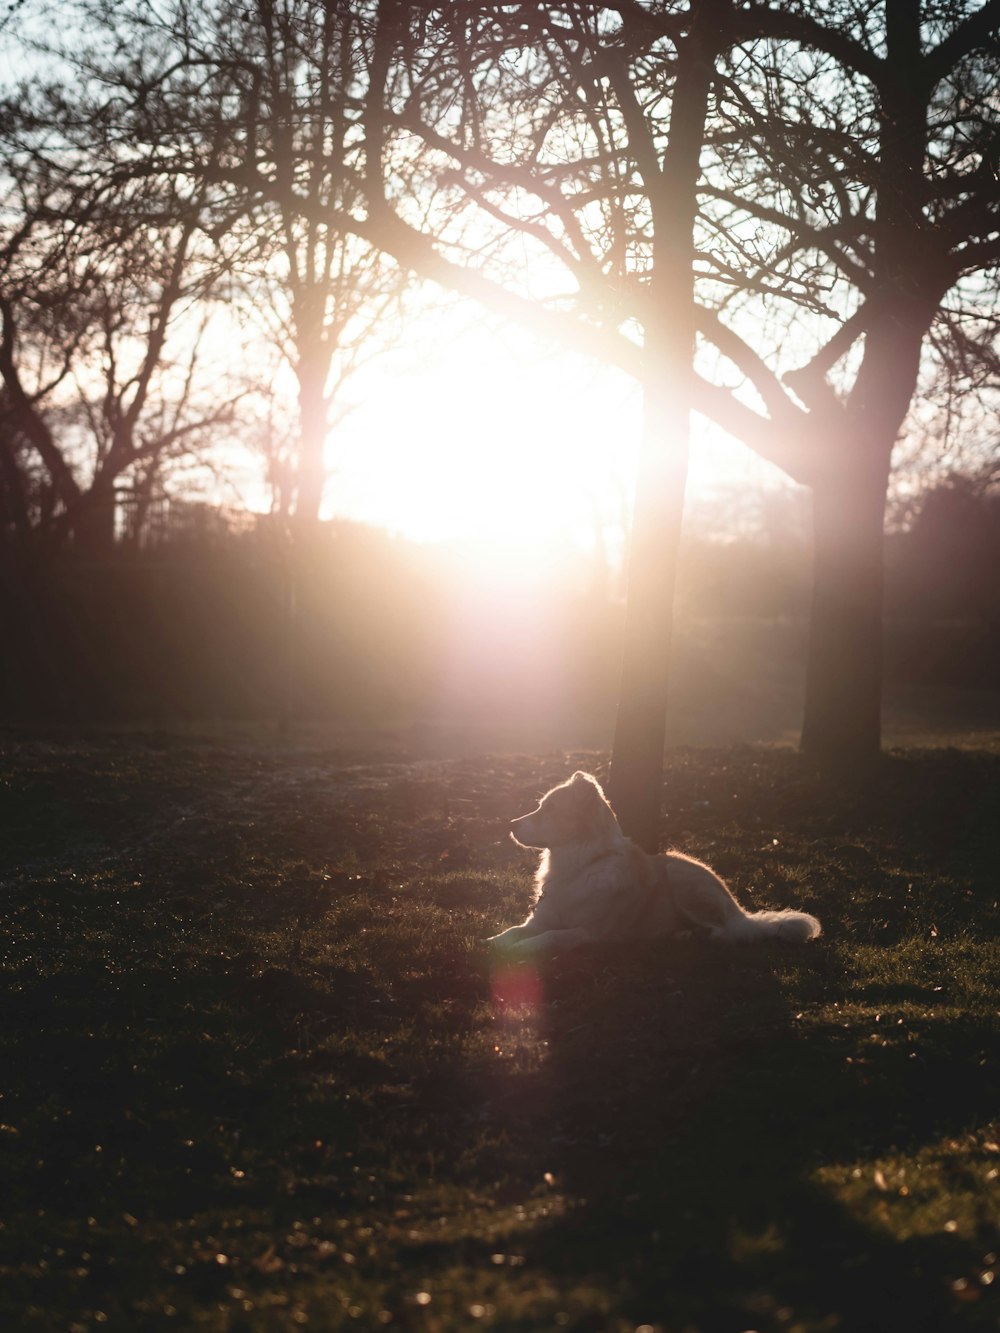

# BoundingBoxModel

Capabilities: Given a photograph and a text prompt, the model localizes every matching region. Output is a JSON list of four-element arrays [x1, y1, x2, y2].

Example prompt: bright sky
[[1, 20, 797, 568], [312, 305, 792, 570]]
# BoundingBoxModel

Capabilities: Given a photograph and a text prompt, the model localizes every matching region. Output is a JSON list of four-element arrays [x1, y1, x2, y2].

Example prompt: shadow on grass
[[3, 740, 999, 1330], [403, 937, 998, 1332]]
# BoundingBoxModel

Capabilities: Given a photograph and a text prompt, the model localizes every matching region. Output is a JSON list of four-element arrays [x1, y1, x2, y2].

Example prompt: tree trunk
[[607, 369, 689, 848], [800, 452, 891, 770], [800, 1, 934, 772], [606, 0, 725, 848], [799, 267, 938, 771]]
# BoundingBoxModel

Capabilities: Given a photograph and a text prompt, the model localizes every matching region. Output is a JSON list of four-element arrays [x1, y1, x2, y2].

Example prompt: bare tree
[[0, 16, 245, 550], [5, 1, 995, 801], [355, 1, 737, 843], [203, 0, 408, 527], [696, 0, 1000, 766], [357, 2, 1000, 801]]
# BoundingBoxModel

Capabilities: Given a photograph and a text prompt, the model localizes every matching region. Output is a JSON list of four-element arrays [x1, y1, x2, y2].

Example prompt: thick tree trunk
[[800, 452, 891, 770], [800, 2, 934, 772], [799, 275, 937, 771], [605, 0, 725, 849], [607, 368, 688, 849]]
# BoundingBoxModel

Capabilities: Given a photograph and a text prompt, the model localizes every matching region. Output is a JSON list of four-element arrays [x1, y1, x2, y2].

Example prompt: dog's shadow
[[480, 938, 996, 1332]]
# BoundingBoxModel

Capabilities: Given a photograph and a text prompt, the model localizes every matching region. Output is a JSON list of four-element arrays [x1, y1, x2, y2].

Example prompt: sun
[[324, 315, 641, 573], [316, 306, 794, 574]]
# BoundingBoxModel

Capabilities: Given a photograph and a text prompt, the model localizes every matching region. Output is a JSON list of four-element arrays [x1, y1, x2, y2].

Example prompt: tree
[[698, 0, 1000, 767], [364, 1, 741, 844], [0, 15, 244, 551], [204, 0, 408, 527], [8, 1, 997, 809], [360, 1, 1000, 806]]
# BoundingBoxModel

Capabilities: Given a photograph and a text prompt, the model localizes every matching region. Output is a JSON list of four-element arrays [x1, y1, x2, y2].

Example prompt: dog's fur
[[488, 771, 821, 959]]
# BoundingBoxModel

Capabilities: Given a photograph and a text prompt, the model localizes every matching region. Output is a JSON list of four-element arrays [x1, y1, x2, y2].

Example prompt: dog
[[488, 770, 821, 959]]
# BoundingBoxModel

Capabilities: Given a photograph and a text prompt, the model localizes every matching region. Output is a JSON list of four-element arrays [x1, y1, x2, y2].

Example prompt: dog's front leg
[[485, 921, 534, 948], [504, 927, 591, 960]]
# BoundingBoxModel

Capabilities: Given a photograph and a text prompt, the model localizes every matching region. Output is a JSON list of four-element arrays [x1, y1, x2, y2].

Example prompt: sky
[[300, 304, 796, 568], [0, 8, 801, 569]]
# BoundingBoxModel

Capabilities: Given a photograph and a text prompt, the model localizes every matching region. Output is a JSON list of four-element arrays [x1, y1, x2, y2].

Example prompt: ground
[[1, 730, 998, 1332]]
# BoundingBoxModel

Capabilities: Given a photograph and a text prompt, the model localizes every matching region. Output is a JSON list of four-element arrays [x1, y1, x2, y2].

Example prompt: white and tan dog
[[489, 771, 821, 959]]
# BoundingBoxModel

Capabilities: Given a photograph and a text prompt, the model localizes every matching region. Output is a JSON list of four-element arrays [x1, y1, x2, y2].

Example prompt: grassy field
[[1, 732, 998, 1332]]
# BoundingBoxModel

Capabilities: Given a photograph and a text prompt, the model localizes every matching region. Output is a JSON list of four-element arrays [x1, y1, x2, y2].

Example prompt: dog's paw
[[484, 932, 530, 959]]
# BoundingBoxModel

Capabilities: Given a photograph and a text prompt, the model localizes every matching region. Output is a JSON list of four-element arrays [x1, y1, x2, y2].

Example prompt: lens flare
[[490, 962, 543, 1017]]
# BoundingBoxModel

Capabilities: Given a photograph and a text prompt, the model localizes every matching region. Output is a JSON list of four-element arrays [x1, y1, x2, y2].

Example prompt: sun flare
[[322, 318, 796, 578], [325, 318, 641, 575]]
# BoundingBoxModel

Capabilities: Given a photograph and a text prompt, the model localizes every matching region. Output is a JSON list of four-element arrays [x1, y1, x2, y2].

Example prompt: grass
[[1, 733, 998, 1332]]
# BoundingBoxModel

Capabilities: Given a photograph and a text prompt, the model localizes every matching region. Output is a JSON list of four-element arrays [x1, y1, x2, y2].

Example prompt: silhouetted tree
[[363, 2, 1000, 806], [5, 1, 997, 808], [707, 1, 1000, 768], [359, 1, 738, 844], [0, 28, 243, 550], [205, 0, 408, 527]]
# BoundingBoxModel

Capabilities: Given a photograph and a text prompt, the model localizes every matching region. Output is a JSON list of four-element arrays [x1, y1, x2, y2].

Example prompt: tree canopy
[[1, 1, 997, 800]]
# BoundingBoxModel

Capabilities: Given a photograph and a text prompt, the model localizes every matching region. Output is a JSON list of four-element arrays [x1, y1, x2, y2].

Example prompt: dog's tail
[[712, 907, 822, 944]]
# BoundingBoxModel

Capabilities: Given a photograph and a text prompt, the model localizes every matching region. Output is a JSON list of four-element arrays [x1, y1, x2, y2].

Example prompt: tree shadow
[[465, 939, 998, 1331]]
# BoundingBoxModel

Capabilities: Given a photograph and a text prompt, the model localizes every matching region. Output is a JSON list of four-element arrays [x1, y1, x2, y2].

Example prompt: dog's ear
[[569, 771, 604, 798]]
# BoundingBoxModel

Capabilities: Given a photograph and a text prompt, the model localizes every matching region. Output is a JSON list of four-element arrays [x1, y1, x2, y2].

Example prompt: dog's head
[[510, 771, 618, 849]]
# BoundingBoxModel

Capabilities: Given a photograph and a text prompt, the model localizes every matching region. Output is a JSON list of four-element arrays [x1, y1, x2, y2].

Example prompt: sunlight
[[324, 314, 640, 576], [219, 303, 798, 569], [318, 309, 797, 573]]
